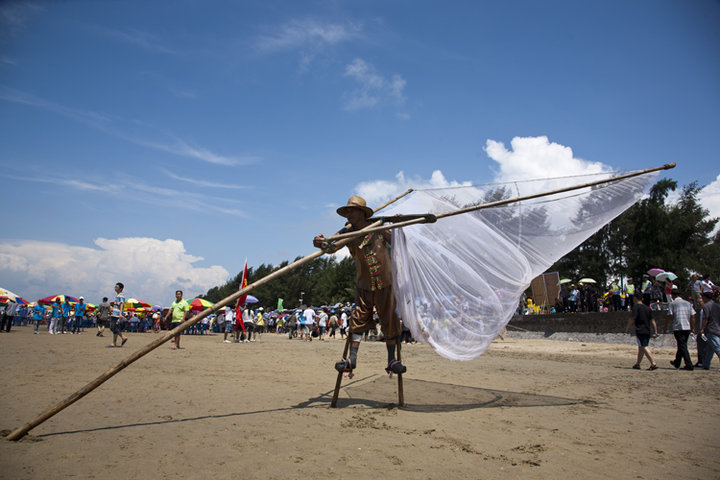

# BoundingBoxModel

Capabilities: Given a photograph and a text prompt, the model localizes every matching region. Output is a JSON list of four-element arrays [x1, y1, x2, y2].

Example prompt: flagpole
[[5, 188, 414, 441]]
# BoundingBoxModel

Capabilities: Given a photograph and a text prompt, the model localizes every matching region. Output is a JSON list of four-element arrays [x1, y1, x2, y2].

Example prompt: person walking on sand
[[625, 293, 659, 370], [666, 285, 696, 370], [96, 297, 111, 337], [302, 305, 315, 342], [699, 291, 720, 370], [313, 195, 407, 377], [165, 290, 190, 349], [108, 282, 129, 347]]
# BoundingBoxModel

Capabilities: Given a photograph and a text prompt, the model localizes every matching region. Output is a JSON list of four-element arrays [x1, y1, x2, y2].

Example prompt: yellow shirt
[[170, 300, 189, 323]]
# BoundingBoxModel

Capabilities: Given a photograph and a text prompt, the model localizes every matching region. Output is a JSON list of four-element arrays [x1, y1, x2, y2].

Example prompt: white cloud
[[485, 136, 610, 183], [699, 173, 720, 230], [139, 137, 256, 166], [0, 237, 229, 305], [355, 170, 471, 207], [0, 87, 255, 166], [0, 1, 44, 35], [349, 136, 615, 209], [0, 169, 247, 217], [255, 18, 360, 54], [94, 26, 180, 55], [342, 58, 407, 112], [162, 169, 250, 189]]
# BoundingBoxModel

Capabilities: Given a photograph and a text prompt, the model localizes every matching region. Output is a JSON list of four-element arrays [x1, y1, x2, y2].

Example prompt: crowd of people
[[0, 287, 415, 343], [540, 273, 718, 314], [515, 271, 720, 372]]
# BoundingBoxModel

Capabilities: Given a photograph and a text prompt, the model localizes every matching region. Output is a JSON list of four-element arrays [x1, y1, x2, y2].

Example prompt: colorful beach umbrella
[[188, 298, 215, 311], [125, 298, 153, 309], [38, 294, 79, 305], [0, 287, 23, 302]]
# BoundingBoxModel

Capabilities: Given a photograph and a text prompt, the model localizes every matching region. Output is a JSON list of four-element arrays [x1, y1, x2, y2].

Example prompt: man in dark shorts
[[625, 293, 658, 370], [313, 195, 406, 377]]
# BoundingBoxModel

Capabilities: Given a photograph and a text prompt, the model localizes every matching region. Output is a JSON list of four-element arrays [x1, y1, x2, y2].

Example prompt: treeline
[[203, 178, 719, 307], [202, 255, 357, 309], [550, 178, 719, 289]]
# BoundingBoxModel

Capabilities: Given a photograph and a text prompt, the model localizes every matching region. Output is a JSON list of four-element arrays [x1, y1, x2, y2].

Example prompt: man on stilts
[[314, 196, 407, 378]]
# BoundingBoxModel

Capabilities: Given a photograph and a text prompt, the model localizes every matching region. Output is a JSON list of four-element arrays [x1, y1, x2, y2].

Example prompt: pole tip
[[663, 162, 676, 170]]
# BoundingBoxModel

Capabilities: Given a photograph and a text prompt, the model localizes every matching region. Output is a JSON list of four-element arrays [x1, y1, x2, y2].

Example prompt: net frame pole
[[328, 163, 676, 243]]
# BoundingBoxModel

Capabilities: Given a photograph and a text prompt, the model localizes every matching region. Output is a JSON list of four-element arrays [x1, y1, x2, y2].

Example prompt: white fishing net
[[379, 170, 659, 361]]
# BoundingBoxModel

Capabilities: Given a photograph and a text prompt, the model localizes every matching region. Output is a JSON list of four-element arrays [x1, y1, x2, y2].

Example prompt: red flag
[[235, 259, 248, 331]]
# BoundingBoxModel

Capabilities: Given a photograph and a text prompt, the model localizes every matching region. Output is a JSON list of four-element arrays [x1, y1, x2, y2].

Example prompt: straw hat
[[336, 195, 373, 219]]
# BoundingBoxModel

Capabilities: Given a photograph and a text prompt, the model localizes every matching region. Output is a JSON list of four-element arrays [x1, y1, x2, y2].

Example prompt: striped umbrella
[[188, 298, 215, 311]]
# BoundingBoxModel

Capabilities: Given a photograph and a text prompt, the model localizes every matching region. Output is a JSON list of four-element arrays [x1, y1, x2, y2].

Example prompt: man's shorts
[[302, 324, 311, 334], [110, 318, 120, 334], [224, 322, 234, 333], [636, 333, 651, 347]]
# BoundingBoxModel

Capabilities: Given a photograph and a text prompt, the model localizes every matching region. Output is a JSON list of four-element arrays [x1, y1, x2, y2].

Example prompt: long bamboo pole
[[5, 189, 414, 441], [330, 163, 676, 242]]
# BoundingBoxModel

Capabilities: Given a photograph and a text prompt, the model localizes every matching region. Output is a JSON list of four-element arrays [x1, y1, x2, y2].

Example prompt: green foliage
[[203, 256, 357, 309], [551, 178, 719, 289]]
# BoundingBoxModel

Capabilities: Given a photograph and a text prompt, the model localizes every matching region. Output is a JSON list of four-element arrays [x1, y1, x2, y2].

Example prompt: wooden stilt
[[330, 334, 352, 408], [396, 339, 405, 407]]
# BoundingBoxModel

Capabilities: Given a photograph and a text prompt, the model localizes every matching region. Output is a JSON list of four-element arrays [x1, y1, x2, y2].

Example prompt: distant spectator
[[164, 290, 189, 349], [72, 297, 86, 334], [97, 297, 111, 337], [32, 303, 44, 334], [641, 274, 652, 306], [1, 299, 17, 332], [700, 292, 720, 370]]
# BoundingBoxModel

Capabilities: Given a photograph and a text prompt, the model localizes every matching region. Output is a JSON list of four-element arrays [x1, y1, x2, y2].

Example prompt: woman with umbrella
[[656, 272, 678, 303]]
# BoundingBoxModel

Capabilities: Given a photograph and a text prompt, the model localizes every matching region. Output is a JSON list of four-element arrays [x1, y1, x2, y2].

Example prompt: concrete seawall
[[508, 310, 671, 334], [505, 310, 692, 349]]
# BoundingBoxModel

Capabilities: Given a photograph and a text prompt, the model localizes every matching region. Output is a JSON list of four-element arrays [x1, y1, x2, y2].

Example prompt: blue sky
[[1, 0, 719, 306]]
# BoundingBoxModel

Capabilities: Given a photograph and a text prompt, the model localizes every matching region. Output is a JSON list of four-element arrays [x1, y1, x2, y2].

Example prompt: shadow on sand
[[32, 375, 592, 439]]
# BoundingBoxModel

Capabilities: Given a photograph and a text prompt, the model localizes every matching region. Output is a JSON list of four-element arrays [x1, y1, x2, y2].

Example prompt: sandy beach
[[1, 326, 718, 479]]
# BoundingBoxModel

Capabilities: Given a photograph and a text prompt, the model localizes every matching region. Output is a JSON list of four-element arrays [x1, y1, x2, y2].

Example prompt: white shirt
[[318, 311, 328, 327], [340, 312, 348, 328], [667, 297, 695, 331], [303, 308, 315, 326]]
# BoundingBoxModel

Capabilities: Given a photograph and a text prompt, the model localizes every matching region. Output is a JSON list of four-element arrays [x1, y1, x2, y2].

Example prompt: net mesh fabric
[[378, 170, 659, 361]]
